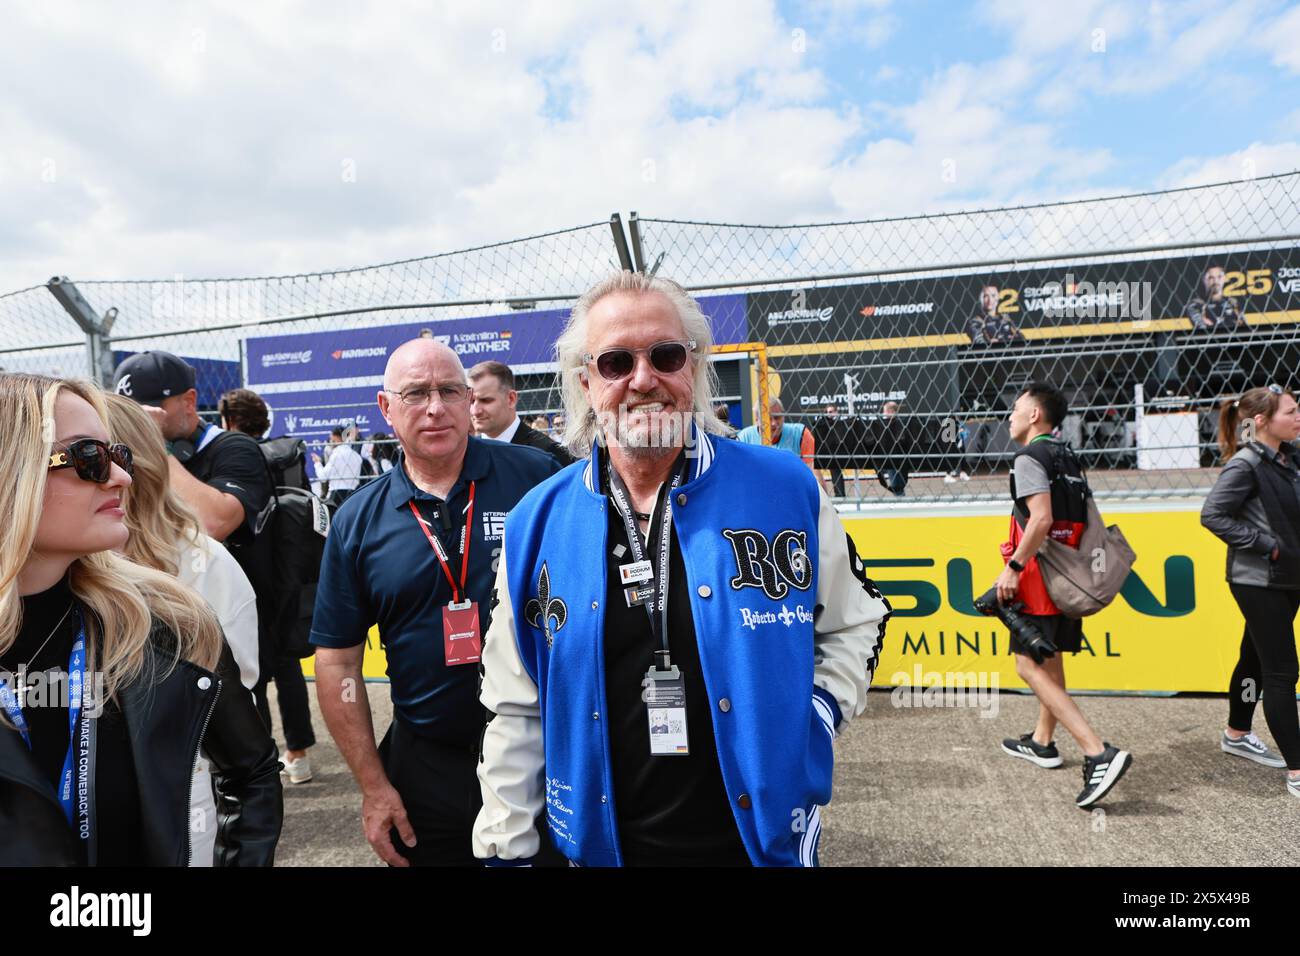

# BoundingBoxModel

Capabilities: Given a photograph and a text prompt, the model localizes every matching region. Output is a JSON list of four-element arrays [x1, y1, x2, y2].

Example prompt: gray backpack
[[1036, 495, 1136, 617]]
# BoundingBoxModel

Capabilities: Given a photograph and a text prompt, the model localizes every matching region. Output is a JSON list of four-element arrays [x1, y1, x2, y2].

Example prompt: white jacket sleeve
[[473, 546, 546, 862], [812, 484, 891, 731]]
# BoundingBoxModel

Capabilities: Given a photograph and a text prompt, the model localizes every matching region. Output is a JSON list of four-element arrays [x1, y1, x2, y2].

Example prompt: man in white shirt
[[313, 426, 365, 507]]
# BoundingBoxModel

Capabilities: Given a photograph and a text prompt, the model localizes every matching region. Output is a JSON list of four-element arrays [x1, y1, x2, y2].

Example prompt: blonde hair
[[555, 272, 732, 455], [104, 392, 203, 575], [0, 374, 223, 706]]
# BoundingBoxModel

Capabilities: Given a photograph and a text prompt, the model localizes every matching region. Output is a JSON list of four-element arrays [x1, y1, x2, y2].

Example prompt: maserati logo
[[524, 562, 567, 650], [284, 413, 298, 432]]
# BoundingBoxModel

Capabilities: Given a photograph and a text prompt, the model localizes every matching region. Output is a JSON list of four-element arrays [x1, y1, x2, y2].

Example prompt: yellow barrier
[[843, 506, 1245, 693]]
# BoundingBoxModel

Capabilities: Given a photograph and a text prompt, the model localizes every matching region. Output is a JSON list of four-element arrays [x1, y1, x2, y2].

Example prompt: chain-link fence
[[635, 171, 1300, 503], [3, 172, 1298, 503]]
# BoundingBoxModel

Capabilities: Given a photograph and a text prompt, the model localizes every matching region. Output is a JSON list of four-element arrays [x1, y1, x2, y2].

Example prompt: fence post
[[628, 211, 646, 273], [609, 213, 634, 272], [46, 277, 117, 387]]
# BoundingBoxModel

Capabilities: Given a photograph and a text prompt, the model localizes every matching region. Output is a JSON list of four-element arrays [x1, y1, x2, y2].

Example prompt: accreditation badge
[[442, 600, 482, 666]]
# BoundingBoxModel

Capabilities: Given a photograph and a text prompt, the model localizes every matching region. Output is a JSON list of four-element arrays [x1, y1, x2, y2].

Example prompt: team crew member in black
[[0, 374, 281, 865], [1201, 385, 1300, 798], [995, 382, 1132, 808], [112, 352, 280, 728], [311, 339, 561, 866], [468, 360, 575, 466]]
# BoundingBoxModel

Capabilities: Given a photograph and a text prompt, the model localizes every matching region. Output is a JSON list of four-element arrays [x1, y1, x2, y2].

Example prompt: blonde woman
[[0, 374, 282, 865], [105, 393, 262, 864]]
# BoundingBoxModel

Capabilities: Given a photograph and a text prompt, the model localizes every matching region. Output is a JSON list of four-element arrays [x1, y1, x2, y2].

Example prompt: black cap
[[112, 351, 197, 406]]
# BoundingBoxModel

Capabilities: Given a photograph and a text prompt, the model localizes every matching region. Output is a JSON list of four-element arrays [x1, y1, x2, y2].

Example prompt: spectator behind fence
[[468, 360, 574, 466], [875, 401, 910, 496], [369, 431, 397, 473], [105, 393, 262, 862], [472, 272, 890, 866], [0, 373, 281, 866], [111, 352, 281, 747], [736, 398, 816, 471], [310, 338, 562, 866], [218, 388, 319, 786], [313, 426, 364, 508], [218, 387, 270, 438]]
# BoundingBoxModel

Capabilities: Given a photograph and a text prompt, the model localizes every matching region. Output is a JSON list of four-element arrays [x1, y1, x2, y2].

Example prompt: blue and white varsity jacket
[[472, 429, 891, 867]]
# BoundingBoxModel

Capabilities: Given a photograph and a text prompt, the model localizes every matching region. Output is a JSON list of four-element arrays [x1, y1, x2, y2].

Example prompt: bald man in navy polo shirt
[[311, 339, 561, 866]]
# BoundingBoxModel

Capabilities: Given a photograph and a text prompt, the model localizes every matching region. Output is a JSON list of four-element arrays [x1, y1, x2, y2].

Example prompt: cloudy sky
[[3, 0, 1299, 294]]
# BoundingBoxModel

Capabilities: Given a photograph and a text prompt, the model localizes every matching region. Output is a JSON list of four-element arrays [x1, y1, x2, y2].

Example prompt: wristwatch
[[1008, 558, 1025, 572]]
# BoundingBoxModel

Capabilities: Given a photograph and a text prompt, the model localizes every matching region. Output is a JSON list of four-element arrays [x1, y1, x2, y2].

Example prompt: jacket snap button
[[600, 795, 607, 804], [719, 698, 731, 713], [697, 585, 711, 598], [676, 493, 687, 506], [197, 676, 211, 690], [592, 711, 600, 720], [738, 793, 752, 809], [591, 601, 599, 610]]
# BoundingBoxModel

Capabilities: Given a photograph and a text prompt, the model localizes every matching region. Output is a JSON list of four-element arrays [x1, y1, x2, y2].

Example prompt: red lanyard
[[408, 481, 476, 603]]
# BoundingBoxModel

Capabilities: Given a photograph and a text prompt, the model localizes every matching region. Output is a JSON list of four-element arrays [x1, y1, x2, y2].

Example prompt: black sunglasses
[[48, 439, 134, 483], [583, 339, 696, 382]]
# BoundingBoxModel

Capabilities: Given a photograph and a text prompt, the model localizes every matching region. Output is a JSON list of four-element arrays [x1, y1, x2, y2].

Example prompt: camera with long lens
[[974, 586, 1057, 664]]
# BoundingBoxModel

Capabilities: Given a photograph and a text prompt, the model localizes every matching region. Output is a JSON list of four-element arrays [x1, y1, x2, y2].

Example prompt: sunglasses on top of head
[[48, 439, 134, 483], [582, 339, 697, 382]]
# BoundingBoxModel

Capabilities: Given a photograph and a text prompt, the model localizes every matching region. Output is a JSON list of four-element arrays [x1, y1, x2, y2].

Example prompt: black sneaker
[[1075, 743, 1132, 808], [1001, 733, 1063, 769]]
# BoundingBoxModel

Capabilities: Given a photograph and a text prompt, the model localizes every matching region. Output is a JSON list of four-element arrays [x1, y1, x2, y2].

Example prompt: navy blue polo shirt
[[310, 435, 563, 746]]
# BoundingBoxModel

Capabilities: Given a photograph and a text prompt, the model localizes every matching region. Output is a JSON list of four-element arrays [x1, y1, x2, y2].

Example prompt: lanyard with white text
[[0, 612, 92, 834], [606, 454, 687, 665], [408, 481, 476, 603]]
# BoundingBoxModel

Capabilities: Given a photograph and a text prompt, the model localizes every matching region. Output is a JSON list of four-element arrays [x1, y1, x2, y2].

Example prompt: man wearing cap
[[112, 350, 278, 711]]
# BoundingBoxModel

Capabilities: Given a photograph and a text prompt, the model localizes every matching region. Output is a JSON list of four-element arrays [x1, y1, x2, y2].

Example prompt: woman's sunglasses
[[48, 439, 134, 483], [582, 339, 696, 382]]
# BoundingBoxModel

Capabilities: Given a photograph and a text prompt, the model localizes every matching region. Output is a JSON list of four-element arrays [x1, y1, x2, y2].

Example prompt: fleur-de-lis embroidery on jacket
[[524, 562, 568, 649]]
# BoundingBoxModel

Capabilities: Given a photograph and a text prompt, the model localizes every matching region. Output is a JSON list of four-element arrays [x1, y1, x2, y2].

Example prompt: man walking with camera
[[995, 382, 1132, 808]]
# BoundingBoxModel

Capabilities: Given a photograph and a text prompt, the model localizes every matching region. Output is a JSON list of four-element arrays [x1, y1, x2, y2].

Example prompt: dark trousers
[[1227, 584, 1300, 770], [379, 719, 481, 867], [827, 465, 846, 498], [378, 718, 566, 867], [254, 656, 317, 752]]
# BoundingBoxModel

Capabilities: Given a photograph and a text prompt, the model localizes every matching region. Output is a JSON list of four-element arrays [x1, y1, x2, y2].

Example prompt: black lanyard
[[606, 453, 687, 666]]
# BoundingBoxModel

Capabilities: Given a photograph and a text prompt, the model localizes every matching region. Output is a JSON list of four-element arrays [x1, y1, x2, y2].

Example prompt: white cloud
[[1157, 141, 1300, 187]]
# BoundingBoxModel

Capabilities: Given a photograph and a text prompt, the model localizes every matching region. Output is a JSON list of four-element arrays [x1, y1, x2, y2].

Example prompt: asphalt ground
[[267, 681, 1300, 867]]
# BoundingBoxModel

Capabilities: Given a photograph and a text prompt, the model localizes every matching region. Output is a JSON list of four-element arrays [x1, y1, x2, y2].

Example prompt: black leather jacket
[[0, 621, 283, 866]]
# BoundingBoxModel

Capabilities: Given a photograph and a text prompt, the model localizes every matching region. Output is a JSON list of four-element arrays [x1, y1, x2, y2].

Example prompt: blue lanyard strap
[[0, 612, 90, 833]]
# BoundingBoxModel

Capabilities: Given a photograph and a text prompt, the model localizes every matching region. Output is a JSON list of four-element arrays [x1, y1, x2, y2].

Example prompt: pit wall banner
[[303, 503, 1256, 695], [746, 249, 1300, 349]]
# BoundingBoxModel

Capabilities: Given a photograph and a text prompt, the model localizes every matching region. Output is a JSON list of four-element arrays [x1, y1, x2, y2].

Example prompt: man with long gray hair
[[472, 273, 892, 866]]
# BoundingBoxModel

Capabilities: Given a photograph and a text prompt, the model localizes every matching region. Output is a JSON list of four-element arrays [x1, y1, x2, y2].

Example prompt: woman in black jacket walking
[[1201, 385, 1300, 799], [0, 373, 283, 864]]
